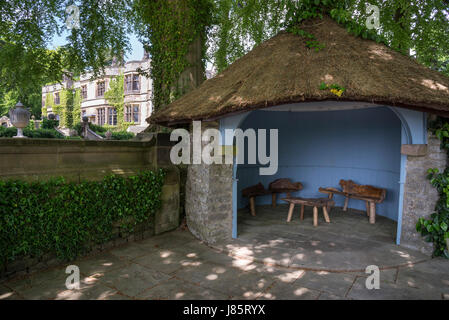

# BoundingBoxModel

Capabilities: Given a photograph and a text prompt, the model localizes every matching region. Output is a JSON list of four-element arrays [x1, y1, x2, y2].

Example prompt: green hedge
[[73, 123, 135, 141], [0, 127, 65, 139], [0, 169, 166, 267]]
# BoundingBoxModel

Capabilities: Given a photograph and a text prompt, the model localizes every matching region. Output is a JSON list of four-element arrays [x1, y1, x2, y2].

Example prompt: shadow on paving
[[0, 227, 447, 300], [211, 205, 430, 271]]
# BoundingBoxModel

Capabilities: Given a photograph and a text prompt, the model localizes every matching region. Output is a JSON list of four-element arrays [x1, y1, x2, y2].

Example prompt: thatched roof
[[150, 16, 449, 126]]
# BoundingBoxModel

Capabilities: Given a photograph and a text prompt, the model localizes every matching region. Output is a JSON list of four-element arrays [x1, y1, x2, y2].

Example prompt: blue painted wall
[[236, 107, 402, 221]]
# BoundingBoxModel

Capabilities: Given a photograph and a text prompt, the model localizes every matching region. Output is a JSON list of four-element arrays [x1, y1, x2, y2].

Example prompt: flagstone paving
[[0, 227, 447, 300]]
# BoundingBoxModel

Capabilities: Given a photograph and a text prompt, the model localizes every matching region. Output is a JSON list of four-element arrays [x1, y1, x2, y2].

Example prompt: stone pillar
[[186, 162, 233, 244], [401, 132, 447, 255], [185, 121, 234, 244]]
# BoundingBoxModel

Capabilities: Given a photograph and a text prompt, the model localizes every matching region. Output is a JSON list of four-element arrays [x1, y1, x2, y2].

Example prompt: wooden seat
[[282, 197, 334, 227], [242, 183, 271, 216], [268, 178, 303, 208], [319, 180, 386, 224]]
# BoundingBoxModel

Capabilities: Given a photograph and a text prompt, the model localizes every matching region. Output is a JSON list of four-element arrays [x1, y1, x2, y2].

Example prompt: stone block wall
[[0, 135, 180, 279], [401, 132, 447, 255]]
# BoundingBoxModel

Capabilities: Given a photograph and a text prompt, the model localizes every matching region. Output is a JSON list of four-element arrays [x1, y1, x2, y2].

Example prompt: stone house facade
[[42, 57, 153, 133]]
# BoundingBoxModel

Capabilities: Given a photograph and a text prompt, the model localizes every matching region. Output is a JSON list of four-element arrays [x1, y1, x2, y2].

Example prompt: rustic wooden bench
[[242, 179, 303, 216], [319, 180, 386, 224], [242, 183, 271, 216], [282, 197, 334, 227], [268, 178, 303, 208]]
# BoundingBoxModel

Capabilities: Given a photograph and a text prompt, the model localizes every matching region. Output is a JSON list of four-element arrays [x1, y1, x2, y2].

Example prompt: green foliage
[[0, 127, 64, 139], [72, 89, 82, 127], [416, 119, 449, 258], [105, 75, 125, 129], [417, 168, 449, 258], [72, 122, 135, 141], [133, 0, 214, 110], [59, 89, 74, 129], [41, 118, 59, 130], [209, 0, 449, 76], [108, 131, 135, 141], [44, 93, 54, 118], [0, 169, 166, 265], [0, 0, 131, 97], [319, 82, 346, 97]]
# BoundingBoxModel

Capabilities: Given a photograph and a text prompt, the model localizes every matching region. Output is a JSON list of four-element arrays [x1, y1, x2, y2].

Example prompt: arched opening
[[234, 106, 403, 244]]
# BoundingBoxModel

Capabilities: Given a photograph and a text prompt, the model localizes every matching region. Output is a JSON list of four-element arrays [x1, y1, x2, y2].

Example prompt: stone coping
[[0, 138, 155, 148]]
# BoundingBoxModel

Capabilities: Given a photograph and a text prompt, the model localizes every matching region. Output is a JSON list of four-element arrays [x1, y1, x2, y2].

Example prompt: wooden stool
[[282, 197, 334, 227]]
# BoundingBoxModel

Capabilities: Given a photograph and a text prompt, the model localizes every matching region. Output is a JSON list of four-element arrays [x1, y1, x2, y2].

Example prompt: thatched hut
[[150, 16, 449, 255]]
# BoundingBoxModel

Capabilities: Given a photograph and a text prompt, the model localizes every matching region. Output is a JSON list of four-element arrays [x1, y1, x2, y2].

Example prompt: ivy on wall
[[44, 92, 54, 118], [0, 169, 166, 266], [416, 119, 449, 258], [59, 89, 74, 128], [104, 74, 126, 130], [72, 88, 81, 127]]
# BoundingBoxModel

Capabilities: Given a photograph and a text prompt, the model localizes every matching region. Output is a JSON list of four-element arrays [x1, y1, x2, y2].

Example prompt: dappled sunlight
[[368, 45, 393, 60], [322, 74, 334, 82], [233, 205, 428, 271], [0, 292, 14, 300], [421, 79, 449, 92], [294, 287, 311, 296]]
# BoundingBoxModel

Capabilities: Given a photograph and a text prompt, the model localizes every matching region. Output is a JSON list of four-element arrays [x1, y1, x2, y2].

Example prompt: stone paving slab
[[137, 278, 229, 300], [75, 252, 129, 277], [0, 229, 448, 300], [224, 207, 430, 271], [172, 261, 275, 299], [347, 276, 443, 300], [293, 271, 356, 297], [91, 263, 172, 298], [256, 281, 321, 300], [133, 248, 203, 275]]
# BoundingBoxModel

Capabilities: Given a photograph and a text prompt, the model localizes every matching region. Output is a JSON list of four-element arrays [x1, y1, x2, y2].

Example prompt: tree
[[209, 0, 449, 76], [133, 0, 213, 111], [0, 0, 132, 114]]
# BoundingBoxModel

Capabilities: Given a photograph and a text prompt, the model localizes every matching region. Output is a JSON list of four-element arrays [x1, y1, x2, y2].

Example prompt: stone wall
[[401, 132, 447, 255], [186, 163, 233, 244], [0, 135, 180, 278]]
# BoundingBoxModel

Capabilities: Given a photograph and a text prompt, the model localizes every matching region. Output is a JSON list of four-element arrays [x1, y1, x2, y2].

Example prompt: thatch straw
[[150, 16, 449, 126]]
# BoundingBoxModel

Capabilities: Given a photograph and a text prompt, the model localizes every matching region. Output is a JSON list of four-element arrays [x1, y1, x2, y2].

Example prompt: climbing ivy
[[416, 118, 449, 258], [133, 0, 213, 111], [72, 88, 81, 127], [44, 93, 54, 118], [59, 89, 74, 129], [104, 74, 126, 129]]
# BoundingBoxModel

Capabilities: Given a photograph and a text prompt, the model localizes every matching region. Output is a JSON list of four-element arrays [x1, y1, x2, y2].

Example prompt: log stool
[[282, 197, 334, 227]]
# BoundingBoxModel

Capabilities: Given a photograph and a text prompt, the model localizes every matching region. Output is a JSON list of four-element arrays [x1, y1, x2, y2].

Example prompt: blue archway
[[219, 103, 427, 244]]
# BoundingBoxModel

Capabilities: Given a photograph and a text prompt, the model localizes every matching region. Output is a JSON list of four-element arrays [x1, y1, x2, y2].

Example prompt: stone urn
[[9, 102, 31, 138]]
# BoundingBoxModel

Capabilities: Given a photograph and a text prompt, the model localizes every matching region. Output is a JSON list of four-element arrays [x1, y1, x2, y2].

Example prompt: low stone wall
[[0, 135, 180, 279], [401, 132, 447, 255]]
